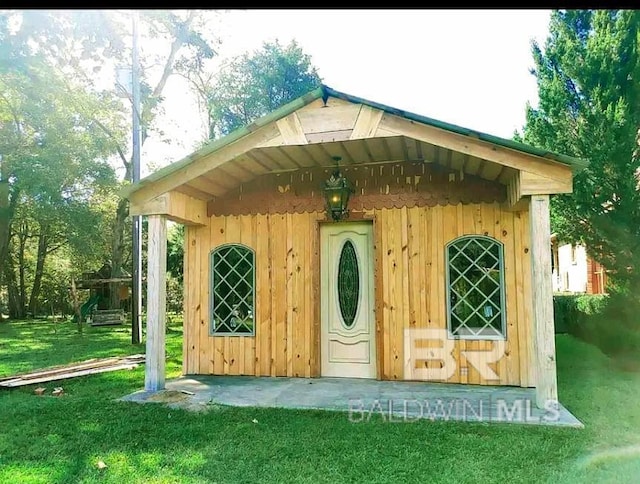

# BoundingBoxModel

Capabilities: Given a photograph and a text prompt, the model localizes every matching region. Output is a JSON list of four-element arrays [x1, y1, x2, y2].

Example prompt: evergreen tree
[[523, 9, 640, 354]]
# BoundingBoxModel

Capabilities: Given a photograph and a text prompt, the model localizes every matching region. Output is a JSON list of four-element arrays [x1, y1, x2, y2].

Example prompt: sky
[[142, 9, 553, 176]]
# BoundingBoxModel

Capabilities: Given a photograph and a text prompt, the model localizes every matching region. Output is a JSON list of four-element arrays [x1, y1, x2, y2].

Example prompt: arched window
[[210, 244, 255, 335], [446, 236, 506, 339]]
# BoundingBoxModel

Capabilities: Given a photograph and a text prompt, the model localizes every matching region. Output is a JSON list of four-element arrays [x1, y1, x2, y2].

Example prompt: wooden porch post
[[145, 214, 167, 392], [529, 195, 558, 408]]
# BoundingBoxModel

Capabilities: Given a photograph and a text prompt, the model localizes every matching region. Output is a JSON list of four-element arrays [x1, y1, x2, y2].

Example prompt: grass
[[0, 319, 639, 483]]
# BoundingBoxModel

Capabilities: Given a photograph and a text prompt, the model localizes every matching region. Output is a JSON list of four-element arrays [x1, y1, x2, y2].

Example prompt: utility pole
[[131, 9, 143, 345]]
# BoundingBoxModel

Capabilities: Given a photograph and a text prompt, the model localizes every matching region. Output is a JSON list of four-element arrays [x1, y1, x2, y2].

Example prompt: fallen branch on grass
[[0, 354, 145, 388]]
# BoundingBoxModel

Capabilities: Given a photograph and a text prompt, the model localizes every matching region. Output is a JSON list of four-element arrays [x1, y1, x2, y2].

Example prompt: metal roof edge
[[323, 85, 589, 171]]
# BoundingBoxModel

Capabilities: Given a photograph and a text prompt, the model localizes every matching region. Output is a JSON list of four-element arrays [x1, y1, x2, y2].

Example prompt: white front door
[[321, 221, 376, 378]]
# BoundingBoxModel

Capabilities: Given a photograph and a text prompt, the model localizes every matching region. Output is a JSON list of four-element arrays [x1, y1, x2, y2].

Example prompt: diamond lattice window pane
[[446, 236, 505, 339], [211, 245, 255, 335]]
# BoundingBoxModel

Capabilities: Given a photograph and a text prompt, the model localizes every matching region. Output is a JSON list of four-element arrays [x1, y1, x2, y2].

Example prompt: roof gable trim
[[122, 84, 588, 202]]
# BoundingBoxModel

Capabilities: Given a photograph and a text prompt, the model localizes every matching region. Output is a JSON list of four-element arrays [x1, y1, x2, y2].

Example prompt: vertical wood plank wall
[[376, 203, 533, 387], [183, 202, 533, 387], [184, 212, 321, 378]]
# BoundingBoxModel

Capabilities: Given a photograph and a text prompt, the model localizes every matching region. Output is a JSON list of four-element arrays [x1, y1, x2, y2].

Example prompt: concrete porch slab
[[121, 375, 583, 428]]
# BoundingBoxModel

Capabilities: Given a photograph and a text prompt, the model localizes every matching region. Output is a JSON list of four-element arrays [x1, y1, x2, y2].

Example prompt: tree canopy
[[522, 9, 640, 293], [193, 39, 322, 139], [0, 11, 124, 317], [0, 9, 221, 318], [522, 9, 640, 355], [0, 11, 323, 321]]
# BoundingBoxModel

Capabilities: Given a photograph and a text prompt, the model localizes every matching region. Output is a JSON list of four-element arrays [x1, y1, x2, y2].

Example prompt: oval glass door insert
[[337, 240, 360, 328]]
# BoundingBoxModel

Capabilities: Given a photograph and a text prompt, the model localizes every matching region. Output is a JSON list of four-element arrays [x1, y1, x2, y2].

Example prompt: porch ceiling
[[173, 135, 518, 200]]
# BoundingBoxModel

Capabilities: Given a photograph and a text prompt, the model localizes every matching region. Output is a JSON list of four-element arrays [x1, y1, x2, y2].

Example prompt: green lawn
[[0, 319, 639, 484]]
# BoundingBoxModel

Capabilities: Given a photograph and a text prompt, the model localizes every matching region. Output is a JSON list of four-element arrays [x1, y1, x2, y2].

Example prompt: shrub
[[166, 273, 183, 315], [554, 292, 640, 358], [553, 294, 608, 334], [582, 292, 640, 357]]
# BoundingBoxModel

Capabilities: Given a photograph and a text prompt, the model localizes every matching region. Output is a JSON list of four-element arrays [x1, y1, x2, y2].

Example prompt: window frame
[[445, 235, 507, 341], [209, 243, 256, 337]]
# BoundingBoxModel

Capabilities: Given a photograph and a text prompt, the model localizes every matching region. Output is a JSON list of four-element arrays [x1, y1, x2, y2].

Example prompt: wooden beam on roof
[[465, 156, 481, 175], [399, 138, 410, 163], [350, 105, 384, 139], [443, 149, 453, 169], [233, 153, 272, 175], [296, 103, 360, 134], [306, 130, 353, 143], [129, 191, 207, 226], [246, 149, 287, 171], [415, 139, 424, 161], [256, 133, 284, 148], [278, 145, 315, 168], [418, 141, 437, 163], [176, 184, 216, 201], [314, 140, 353, 165], [184, 176, 225, 197], [216, 162, 255, 182], [519, 171, 572, 195], [504, 172, 526, 211], [274, 146, 304, 168], [504, 169, 572, 210], [478, 161, 503, 181], [257, 146, 303, 170], [339, 140, 360, 165], [451, 151, 466, 171], [337, 141, 356, 164], [298, 145, 325, 166], [497, 165, 515, 184], [129, 123, 281, 204], [378, 113, 573, 183], [276, 113, 308, 144]]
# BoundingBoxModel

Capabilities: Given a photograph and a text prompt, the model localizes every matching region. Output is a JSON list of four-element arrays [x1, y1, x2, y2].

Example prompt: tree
[[99, 10, 218, 310], [0, 10, 127, 316], [0, 21, 120, 317], [167, 223, 184, 283], [187, 39, 322, 139], [1, 10, 227, 322], [522, 10, 640, 353]]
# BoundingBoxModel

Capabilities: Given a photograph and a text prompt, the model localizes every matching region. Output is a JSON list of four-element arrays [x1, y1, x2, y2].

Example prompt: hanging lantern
[[323, 166, 353, 221]]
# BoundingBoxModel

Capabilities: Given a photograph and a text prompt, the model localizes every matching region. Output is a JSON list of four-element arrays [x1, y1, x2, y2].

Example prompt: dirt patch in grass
[[139, 389, 220, 413], [146, 390, 190, 404]]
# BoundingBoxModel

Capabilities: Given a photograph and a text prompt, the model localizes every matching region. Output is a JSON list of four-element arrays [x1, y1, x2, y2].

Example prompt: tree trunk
[[17, 222, 28, 317], [0, 183, 11, 322], [110, 197, 129, 309], [0, 181, 9, 278], [4, 254, 23, 319], [28, 229, 48, 317], [71, 277, 82, 334], [0, 180, 15, 287]]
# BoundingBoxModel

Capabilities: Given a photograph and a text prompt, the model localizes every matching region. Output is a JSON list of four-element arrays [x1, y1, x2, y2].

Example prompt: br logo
[[403, 329, 506, 381]]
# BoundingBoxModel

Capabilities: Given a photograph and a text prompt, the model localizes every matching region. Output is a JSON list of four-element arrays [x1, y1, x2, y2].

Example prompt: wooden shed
[[124, 85, 587, 409]]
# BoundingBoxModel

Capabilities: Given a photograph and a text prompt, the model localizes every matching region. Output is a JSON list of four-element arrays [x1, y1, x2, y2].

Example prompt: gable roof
[[123, 84, 588, 202]]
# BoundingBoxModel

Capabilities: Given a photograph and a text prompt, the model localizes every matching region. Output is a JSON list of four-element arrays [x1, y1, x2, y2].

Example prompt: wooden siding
[[183, 201, 533, 387], [184, 211, 321, 378]]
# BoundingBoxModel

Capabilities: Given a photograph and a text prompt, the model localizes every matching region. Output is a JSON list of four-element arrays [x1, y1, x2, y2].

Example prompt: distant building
[[551, 235, 607, 294]]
